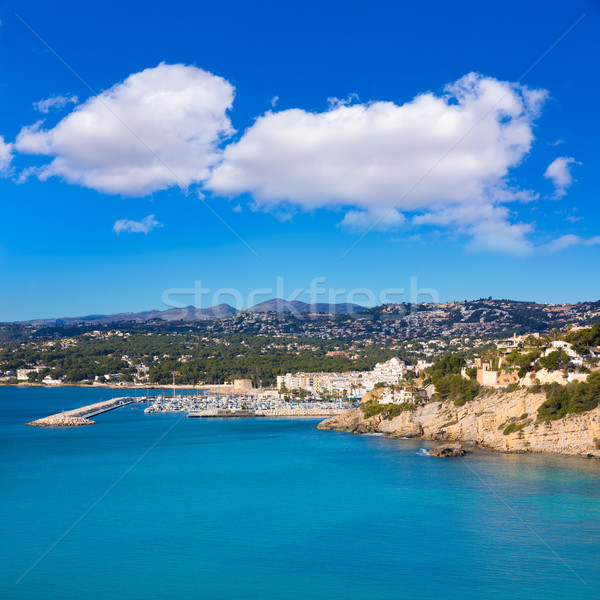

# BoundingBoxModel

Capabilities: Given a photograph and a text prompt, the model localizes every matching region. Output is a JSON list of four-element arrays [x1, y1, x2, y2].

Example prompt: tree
[[539, 349, 571, 371]]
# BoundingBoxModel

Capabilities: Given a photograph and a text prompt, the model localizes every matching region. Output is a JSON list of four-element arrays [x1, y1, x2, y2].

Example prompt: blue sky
[[0, 0, 599, 320]]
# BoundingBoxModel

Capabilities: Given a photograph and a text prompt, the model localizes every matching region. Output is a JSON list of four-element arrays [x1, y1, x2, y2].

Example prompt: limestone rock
[[429, 444, 466, 457], [318, 388, 600, 458]]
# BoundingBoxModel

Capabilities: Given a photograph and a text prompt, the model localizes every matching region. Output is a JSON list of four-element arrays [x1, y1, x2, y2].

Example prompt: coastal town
[[23, 324, 600, 456], [2, 298, 600, 391]]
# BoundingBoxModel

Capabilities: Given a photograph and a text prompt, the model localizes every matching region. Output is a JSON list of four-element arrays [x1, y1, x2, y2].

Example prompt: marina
[[145, 393, 351, 417], [25, 392, 350, 426]]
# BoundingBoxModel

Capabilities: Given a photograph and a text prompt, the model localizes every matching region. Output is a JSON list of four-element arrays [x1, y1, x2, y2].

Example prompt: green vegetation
[[565, 323, 600, 356], [538, 349, 571, 371], [465, 366, 478, 380], [425, 355, 481, 406], [0, 331, 386, 386], [426, 355, 466, 378], [503, 422, 525, 435], [537, 372, 600, 421], [360, 400, 414, 420], [503, 349, 541, 375]]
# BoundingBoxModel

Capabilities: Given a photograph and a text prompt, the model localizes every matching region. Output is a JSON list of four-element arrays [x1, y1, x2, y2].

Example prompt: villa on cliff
[[464, 331, 598, 388], [378, 386, 429, 404]]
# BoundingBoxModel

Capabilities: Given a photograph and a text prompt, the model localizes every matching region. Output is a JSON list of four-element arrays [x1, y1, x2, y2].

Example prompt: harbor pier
[[26, 397, 134, 427]]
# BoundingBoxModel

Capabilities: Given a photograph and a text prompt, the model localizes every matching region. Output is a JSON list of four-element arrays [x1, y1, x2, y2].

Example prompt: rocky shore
[[317, 388, 600, 458]]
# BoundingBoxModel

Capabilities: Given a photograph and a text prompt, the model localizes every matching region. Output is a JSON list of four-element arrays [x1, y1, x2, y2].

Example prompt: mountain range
[[18, 299, 366, 326]]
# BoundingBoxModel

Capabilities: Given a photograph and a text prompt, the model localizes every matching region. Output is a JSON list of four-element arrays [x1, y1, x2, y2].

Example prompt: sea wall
[[318, 389, 600, 457], [26, 397, 130, 427]]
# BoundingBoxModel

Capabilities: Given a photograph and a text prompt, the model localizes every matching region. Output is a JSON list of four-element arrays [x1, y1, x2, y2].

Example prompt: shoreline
[[317, 389, 600, 459]]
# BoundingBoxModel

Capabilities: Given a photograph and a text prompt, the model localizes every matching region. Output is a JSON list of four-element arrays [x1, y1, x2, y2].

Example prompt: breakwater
[[26, 397, 133, 427]]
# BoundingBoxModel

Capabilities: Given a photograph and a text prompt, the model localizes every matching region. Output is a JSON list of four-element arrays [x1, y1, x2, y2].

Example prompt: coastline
[[318, 388, 600, 458]]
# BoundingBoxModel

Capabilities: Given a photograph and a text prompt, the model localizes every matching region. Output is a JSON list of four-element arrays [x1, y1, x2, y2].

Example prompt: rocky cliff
[[317, 389, 600, 457]]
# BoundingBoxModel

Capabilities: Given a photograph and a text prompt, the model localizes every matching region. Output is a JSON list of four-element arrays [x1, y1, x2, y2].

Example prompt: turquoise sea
[[1, 386, 599, 599]]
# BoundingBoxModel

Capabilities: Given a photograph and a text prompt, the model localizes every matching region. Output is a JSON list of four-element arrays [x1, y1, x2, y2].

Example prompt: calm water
[[1, 386, 599, 599]]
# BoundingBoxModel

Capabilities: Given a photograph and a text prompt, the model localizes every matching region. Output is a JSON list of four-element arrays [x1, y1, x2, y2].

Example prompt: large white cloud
[[208, 73, 547, 253], [16, 63, 234, 196]]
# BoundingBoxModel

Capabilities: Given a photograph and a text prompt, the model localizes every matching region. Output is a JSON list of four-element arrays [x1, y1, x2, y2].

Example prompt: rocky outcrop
[[27, 415, 96, 427], [317, 388, 600, 457], [429, 444, 467, 457]]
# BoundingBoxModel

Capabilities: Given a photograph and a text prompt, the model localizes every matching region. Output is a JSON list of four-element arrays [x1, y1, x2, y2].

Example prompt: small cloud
[[271, 96, 279, 108], [112, 214, 163, 235], [327, 93, 359, 110], [389, 233, 423, 244], [0, 135, 13, 173], [565, 215, 582, 223], [339, 208, 405, 232], [232, 203, 242, 213], [544, 156, 579, 198], [549, 138, 564, 147], [542, 234, 600, 253], [33, 94, 78, 114], [15, 165, 39, 184]]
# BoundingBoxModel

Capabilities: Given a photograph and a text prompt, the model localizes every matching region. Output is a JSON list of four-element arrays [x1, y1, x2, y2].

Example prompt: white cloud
[[327, 93, 359, 109], [413, 203, 534, 255], [0, 135, 12, 173], [208, 72, 547, 253], [112, 214, 163, 235], [542, 234, 600, 253], [16, 63, 235, 196], [340, 208, 405, 232], [544, 156, 577, 198], [33, 94, 78, 113]]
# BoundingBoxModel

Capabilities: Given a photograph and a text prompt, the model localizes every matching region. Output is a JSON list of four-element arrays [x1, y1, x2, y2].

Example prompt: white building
[[17, 366, 46, 381], [277, 358, 408, 398], [544, 341, 583, 367], [379, 387, 428, 404]]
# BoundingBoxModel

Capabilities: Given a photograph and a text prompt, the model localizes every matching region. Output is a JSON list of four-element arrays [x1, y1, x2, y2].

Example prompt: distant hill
[[17, 299, 365, 326], [245, 299, 365, 315], [21, 303, 239, 326]]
